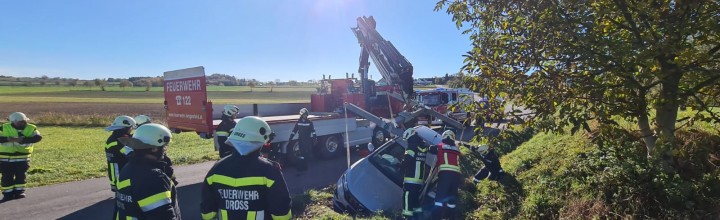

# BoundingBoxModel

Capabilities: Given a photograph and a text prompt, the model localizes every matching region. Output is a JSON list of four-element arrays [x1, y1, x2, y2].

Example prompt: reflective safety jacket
[[402, 136, 428, 185], [0, 123, 42, 162], [214, 116, 236, 151], [200, 151, 292, 220], [106, 131, 131, 168], [429, 139, 462, 173], [116, 156, 180, 220], [291, 117, 315, 139]]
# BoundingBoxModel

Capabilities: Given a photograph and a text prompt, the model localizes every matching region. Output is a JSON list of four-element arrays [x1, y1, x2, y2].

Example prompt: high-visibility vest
[[0, 123, 38, 161], [435, 143, 461, 173]]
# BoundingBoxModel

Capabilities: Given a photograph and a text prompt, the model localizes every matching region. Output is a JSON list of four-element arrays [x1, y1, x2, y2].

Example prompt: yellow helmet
[[8, 112, 29, 123], [441, 130, 456, 140], [134, 115, 152, 127], [119, 124, 172, 149], [226, 116, 272, 155], [106, 115, 136, 131]]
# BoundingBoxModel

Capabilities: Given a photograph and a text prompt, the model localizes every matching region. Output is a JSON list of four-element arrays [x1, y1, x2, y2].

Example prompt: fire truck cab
[[415, 88, 476, 126]]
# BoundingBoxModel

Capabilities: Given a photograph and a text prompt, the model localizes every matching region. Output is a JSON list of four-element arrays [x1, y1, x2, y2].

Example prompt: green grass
[[0, 86, 316, 104], [291, 186, 394, 220], [26, 126, 218, 187]]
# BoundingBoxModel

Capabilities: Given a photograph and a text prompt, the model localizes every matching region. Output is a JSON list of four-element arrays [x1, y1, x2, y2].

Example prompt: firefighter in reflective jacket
[[463, 144, 505, 182], [428, 130, 462, 219], [124, 115, 178, 185], [105, 115, 136, 192], [116, 124, 180, 219], [401, 127, 428, 219], [215, 105, 239, 158], [0, 112, 42, 201], [201, 116, 292, 220], [288, 108, 315, 171]]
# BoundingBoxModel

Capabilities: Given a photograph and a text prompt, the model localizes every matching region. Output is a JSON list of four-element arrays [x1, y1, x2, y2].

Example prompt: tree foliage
[[436, 0, 720, 162]]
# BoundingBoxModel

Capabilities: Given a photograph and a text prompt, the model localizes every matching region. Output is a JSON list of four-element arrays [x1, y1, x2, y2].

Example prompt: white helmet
[[8, 112, 29, 123], [134, 115, 152, 127], [226, 116, 272, 155], [476, 145, 489, 155], [223, 105, 240, 117], [299, 108, 309, 117], [119, 123, 172, 149], [106, 115, 136, 131], [441, 130, 456, 140], [402, 127, 417, 140]]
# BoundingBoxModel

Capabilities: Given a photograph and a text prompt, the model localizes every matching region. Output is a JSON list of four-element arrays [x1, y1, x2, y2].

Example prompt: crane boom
[[352, 16, 414, 100]]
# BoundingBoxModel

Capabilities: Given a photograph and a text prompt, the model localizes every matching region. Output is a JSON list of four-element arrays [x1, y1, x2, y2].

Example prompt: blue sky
[[0, 0, 470, 82]]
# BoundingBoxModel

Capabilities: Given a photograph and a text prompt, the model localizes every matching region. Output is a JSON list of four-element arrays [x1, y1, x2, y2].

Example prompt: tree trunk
[[638, 110, 656, 158], [653, 56, 683, 168]]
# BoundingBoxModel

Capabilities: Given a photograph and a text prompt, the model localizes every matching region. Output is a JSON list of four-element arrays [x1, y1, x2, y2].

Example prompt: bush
[[468, 124, 720, 219]]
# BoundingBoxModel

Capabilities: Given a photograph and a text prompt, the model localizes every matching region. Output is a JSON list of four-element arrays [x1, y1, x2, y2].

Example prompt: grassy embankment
[[296, 109, 719, 219]]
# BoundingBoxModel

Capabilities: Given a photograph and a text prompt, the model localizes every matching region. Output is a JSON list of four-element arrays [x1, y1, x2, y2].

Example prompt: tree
[[39, 81, 46, 86], [248, 82, 256, 92], [268, 81, 275, 93], [94, 78, 107, 91], [67, 80, 78, 87], [437, 0, 720, 164], [82, 81, 92, 87], [143, 79, 152, 91], [119, 80, 132, 90], [54, 81, 60, 86]]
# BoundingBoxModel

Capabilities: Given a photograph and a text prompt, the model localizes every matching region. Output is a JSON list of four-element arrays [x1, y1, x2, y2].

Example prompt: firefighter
[[200, 116, 292, 220], [0, 112, 42, 201], [134, 115, 152, 127], [401, 126, 429, 219], [104, 115, 136, 192], [126, 115, 178, 185], [466, 144, 505, 182], [288, 108, 316, 171], [428, 130, 462, 220], [122, 115, 153, 157], [115, 123, 180, 219], [215, 105, 239, 158]]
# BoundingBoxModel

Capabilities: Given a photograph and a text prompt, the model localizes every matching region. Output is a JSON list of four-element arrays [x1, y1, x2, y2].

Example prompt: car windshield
[[420, 93, 447, 106], [367, 142, 405, 186]]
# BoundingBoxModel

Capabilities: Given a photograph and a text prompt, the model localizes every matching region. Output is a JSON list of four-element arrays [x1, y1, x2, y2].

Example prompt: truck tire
[[317, 135, 343, 159], [371, 127, 389, 149]]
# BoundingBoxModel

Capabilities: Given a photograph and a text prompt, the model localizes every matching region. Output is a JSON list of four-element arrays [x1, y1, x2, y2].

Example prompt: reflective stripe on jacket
[[0, 123, 39, 161], [201, 151, 292, 220]]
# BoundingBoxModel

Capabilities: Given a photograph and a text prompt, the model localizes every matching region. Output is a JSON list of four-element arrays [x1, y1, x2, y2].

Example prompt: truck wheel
[[317, 135, 343, 159], [371, 127, 389, 149]]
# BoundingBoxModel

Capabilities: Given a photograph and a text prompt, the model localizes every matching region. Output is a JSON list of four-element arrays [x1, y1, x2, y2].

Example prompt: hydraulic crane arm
[[352, 16, 414, 99]]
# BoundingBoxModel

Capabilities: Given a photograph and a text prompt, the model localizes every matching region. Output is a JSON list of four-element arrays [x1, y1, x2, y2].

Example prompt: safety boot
[[15, 191, 26, 199], [1, 193, 13, 202]]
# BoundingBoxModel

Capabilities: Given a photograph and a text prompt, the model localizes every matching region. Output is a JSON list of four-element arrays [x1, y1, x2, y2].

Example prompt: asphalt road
[[0, 153, 363, 220], [0, 125, 500, 220]]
